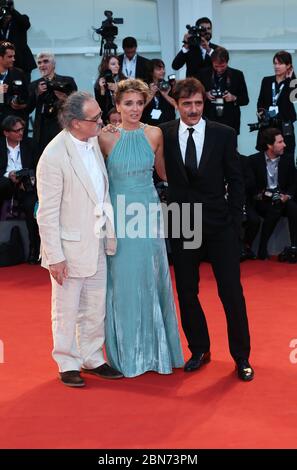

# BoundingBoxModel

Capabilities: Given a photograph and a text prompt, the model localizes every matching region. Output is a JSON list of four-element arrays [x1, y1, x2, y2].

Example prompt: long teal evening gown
[[105, 126, 184, 377]]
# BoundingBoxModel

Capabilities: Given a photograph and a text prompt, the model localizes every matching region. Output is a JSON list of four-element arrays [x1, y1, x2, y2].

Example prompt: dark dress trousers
[[159, 119, 251, 360]]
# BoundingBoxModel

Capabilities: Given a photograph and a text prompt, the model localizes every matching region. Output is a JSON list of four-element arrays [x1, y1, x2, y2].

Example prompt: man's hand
[[280, 194, 290, 203], [200, 36, 211, 53], [224, 92, 237, 103], [37, 81, 47, 95], [53, 90, 68, 101], [206, 91, 216, 101], [49, 260, 68, 286], [8, 171, 17, 183], [10, 101, 27, 110], [182, 33, 191, 50]]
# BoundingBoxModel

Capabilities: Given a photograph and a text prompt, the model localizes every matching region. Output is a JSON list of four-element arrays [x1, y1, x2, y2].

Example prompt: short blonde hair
[[114, 78, 150, 104]]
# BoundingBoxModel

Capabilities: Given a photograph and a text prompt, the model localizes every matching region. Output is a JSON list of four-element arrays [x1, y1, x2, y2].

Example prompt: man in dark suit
[[28, 51, 77, 162], [172, 17, 218, 81], [0, 40, 28, 127], [118, 36, 150, 82], [200, 47, 249, 137], [0, 115, 39, 263], [160, 77, 253, 381], [248, 127, 297, 260], [0, 1, 36, 82]]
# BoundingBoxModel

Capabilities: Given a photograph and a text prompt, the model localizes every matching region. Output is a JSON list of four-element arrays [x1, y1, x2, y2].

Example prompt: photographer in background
[[172, 17, 218, 81], [248, 128, 297, 260], [200, 47, 249, 139], [256, 50, 296, 156], [118, 36, 150, 82], [0, 40, 28, 127], [141, 59, 176, 126], [28, 51, 77, 161], [94, 54, 125, 124], [0, 1, 36, 82], [0, 115, 40, 264]]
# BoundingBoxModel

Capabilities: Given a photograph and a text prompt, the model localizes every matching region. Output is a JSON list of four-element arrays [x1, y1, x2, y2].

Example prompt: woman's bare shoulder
[[143, 124, 162, 139], [98, 126, 120, 157]]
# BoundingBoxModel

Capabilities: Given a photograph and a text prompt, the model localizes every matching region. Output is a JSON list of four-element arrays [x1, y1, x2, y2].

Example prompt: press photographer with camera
[[0, 0, 36, 83], [0, 115, 40, 264], [0, 40, 28, 127], [141, 58, 176, 126], [0, 1, 36, 82], [254, 50, 296, 156], [28, 51, 77, 161], [172, 17, 219, 81], [94, 54, 125, 124], [248, 127, 297, 260], [200, 47, 249, 137]]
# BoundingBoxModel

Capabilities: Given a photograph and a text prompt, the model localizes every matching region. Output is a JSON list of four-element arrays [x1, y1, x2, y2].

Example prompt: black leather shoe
[[59, 370, 85, 387], [235, 359, 254, 381], [184, 352, 211, 372], [81, 363, 123, 379]]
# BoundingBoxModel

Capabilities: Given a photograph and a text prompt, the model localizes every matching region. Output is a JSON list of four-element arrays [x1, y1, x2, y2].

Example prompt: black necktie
[[185, 127, 197, 173]]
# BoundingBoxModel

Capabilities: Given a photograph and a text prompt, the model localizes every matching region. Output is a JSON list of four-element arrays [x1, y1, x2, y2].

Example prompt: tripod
[[100, 36, 118, 56]]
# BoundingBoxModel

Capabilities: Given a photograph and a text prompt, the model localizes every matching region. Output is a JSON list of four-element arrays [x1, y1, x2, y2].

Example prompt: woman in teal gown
[[99, 79, 184, 377]]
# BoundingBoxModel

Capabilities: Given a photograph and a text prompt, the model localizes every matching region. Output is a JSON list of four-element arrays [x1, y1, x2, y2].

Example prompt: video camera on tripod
[[93, 10, 124, 56]]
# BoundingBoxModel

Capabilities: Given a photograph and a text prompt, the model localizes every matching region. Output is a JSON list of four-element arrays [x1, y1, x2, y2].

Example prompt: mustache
[[187, 112, 201, 118]]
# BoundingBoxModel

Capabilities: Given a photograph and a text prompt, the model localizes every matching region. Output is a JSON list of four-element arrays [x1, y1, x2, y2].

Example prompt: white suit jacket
[[36, 129, 116, 277]]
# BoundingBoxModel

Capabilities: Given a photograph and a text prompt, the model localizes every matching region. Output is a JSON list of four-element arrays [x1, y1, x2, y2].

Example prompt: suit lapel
[[64, 131, 100, 206], [196, 120, 215, 175], [260, 153, 268, 188], [171, 119, 189, 182]]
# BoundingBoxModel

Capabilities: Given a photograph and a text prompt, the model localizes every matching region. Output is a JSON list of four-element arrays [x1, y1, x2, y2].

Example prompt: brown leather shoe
[[59, 370, 85, 387], [184, 352, 211, 372], [81, 363, 123, 379]]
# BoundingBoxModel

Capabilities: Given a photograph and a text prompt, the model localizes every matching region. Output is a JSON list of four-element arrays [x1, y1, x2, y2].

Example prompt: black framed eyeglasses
[[80, 112, 103, 123], [9, 127, 25, 133]]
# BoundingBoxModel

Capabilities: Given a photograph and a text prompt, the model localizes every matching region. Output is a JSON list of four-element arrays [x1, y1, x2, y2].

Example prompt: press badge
[[151, 109, 162, 119], [269, 105, 278, 116]]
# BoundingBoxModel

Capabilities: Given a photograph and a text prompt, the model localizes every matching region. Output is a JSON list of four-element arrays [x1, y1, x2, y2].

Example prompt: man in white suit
[[37, 91, 123, 387]]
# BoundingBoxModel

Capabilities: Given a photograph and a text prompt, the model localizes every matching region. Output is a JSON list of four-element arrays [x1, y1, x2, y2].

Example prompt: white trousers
[[50, 242, 107, 372]]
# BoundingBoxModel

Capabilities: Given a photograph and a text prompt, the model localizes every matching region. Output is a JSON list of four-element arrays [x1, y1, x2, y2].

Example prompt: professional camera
[[101, 69, 115, 85], [248, 109, 279, 132], [278, 246, 297, 263], [42, 79, 75, 118], [9, 80, 26, 105], [158, 74, 176, 92], [15, 169, 36, 192], [210, 89, 227, 117], [185, 24, 207, 48], [93, 10, 123, 56], [0, 0, 13, 22], [46, 79, 74, 96], [263, 187, 282, 206]]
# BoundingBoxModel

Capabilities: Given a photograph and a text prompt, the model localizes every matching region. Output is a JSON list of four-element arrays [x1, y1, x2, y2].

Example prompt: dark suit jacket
[[0, 9, 36, 73], [172, 43, 218, 81], [0, 137, 35, 178], [159, 119, 244, 236], [0, 67, 29, 123], [118, 54, 150, 82], [257, 75, 296, 123], [200, 66, 249, 134], [248, 151, 297, 198]]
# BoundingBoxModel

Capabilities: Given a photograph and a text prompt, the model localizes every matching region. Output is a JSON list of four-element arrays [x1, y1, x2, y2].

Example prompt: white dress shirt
[[122, 54, 137, 78], [69, 133, 105, 204], [178, 118, 206, 168], [4, 141, 22, 177]]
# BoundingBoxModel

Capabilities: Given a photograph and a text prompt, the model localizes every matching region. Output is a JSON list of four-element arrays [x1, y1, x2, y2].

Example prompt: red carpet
[[0, 260, 297, 449]]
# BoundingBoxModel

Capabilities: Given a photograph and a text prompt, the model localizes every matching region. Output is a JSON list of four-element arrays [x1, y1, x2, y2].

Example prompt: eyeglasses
[[80, 112, 102, 123], [9, 127, 25, 133], [37, 59, 50, 65]]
